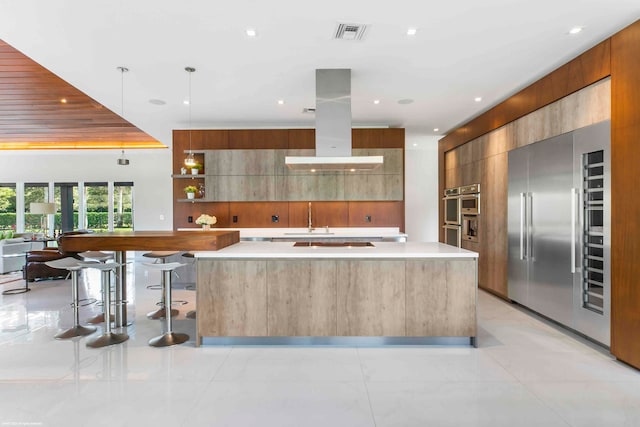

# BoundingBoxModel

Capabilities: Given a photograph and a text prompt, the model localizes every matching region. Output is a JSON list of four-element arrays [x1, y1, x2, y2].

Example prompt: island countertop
[[193, 241, 477, 259]]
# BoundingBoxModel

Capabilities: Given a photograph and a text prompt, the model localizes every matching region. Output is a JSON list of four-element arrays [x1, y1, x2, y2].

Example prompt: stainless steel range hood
[[285, 69, 383, 171]]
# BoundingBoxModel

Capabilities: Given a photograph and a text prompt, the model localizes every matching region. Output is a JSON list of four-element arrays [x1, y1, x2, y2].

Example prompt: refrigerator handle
[[520, 192, 526, 260], [528, 192, 533, 260], [571, 187, 578, 273]]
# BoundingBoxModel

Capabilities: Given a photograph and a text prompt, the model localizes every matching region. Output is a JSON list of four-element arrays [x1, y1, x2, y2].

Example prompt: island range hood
[[285, 69, 383, 171]]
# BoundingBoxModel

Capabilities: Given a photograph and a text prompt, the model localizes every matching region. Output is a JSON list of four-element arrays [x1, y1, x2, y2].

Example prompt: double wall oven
[[443, 184, 480, 247]]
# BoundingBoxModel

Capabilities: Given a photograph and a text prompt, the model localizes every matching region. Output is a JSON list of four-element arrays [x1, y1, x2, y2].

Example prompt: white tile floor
[[0, 256, 639, 427]]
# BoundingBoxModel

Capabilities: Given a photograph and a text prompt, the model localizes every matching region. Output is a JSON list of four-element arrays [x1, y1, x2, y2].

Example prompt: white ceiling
[[0, 0, 638, 147]]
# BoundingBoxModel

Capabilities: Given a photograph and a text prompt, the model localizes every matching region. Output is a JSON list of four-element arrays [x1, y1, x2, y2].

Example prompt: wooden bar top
[[60, 230, 240, 252]]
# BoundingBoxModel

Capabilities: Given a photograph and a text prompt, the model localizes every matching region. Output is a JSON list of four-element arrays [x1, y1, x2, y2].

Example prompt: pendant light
[[116, 66, 130, 166], [184, 66, 197, 167]]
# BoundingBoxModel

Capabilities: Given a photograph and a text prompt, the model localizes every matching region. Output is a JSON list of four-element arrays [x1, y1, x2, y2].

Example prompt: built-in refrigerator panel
[[507, 147, 529, 305], [573, 120, 610, 345], [527, 133, 574, 327], [508, 121, 610, 347]]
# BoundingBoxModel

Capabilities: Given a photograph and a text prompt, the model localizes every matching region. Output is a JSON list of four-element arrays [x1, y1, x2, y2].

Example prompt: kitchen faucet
[[308, 202, 314, 232]]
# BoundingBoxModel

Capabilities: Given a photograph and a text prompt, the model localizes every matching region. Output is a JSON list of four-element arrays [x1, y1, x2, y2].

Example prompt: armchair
[[23, 230, 92, 282]]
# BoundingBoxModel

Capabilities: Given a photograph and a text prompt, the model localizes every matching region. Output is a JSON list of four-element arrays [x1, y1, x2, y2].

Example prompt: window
[[84, 182, 108, 232], [113, 182, 134, 231], [54, 183, 79, 233], [24, 183, 50, 232], [0, 183, 16, 234]]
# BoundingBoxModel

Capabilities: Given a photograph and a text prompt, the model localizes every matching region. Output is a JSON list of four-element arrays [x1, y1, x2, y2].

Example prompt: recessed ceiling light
[[373, 99, 380, 105], [474, 97, 482, 102], [149, 99, 166, 106], [246, 28, 257, 37], [183, 100, 190, 105], [60, 98, 67, 104], [413, 143, 418, 147], [568, 26, 583, 35], [277, 99, 284, 105], [433, 128, 439, 132], [407, 28, 417, 36]]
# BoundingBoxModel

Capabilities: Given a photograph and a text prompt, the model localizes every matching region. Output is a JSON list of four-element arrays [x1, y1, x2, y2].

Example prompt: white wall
[[0, 149, 173, 230], [404, 133, 440, 242]]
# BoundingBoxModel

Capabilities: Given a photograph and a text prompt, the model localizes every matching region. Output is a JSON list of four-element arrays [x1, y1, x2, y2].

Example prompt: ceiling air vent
[[334, 23, 368, 41], [302, 107, 316, 114]]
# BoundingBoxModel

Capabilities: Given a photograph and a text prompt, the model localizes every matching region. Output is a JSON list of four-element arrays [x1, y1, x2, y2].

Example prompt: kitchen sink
[[283, 232, 335, 235], [293, 242, 374, 247]]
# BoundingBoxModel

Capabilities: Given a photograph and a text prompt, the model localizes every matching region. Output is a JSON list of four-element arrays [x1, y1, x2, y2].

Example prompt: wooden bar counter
[[60, 230, 240, 327], [60, 230, 240, 252]]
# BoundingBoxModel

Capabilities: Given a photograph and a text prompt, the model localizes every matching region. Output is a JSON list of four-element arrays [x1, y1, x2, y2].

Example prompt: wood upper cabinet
[[352, 128, 404, 149], [288, 129, 315, 149], [228, 129, 288, 149]]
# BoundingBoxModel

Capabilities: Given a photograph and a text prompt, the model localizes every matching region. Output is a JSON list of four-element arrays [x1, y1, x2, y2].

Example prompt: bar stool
[[45, 257, 97, 339], [80, 261, 129, 348], [143, 251, 182, 319], [143, 262, 189, 347], [79, 251, 115, 324]]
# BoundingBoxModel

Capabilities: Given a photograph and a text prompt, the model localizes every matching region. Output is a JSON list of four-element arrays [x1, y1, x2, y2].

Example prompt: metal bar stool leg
[[85, 264, 128, 348], [144, 262, 189, 347], [55, 269, 97, 339]]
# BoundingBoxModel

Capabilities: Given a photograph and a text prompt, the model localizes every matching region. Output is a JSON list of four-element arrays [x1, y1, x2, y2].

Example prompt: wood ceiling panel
[[0, 39, 164, 150]]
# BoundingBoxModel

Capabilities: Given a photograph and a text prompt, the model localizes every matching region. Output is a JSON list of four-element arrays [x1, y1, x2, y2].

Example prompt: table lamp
[[30, 202, 57, 237]]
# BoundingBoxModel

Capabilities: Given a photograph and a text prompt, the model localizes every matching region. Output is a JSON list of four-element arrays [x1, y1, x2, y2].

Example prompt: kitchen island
[[194, 241, 478, 346]]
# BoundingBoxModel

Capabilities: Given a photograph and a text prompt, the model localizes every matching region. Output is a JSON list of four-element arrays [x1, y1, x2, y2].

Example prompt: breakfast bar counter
[[194, 241, 478, 346]]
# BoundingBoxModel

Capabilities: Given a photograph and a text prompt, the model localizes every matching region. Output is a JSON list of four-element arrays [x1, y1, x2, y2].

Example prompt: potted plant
[[184, 185, 198, 199], [190, 161, 202, 175], [195, 213, 217, 230]]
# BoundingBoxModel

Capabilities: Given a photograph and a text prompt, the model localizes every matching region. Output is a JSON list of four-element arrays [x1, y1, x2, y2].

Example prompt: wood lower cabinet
[[406, 259, 477, 336], [336, 260, 406, 336], [197, 260, 267, 340], [196, 256, 477, 342], [267, 260, 337, 336]]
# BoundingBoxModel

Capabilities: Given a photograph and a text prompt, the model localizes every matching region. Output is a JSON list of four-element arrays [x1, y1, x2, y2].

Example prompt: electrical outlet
[[271, 215, 279, 223], [232, 215, 238, 223], [365, 215, 372, 223], [188, 216, 193, 223]]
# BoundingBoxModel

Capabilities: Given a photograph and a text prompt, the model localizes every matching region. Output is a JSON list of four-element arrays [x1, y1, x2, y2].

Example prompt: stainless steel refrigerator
[[508, 120, 610, 346]]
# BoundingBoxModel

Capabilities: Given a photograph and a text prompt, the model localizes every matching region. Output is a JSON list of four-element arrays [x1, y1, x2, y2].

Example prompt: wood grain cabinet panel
[[406, 259, 477, 336], [275, 174, 345, 201], [344, 174, 403, 200], [288, 129, 315, 149], [348, 201, 404, 230], [266, 260, 337, 336], [288, 202, 349, 228], [336, 260, 406, 336], [228, 129, 288, 149], [352, 128, 405, 149], [205, 150, 276, 176], [228, 202, 290, 227], [197, 260, 267, 337], [352, 148, 403, 175], [205, 175, 276, 201]]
